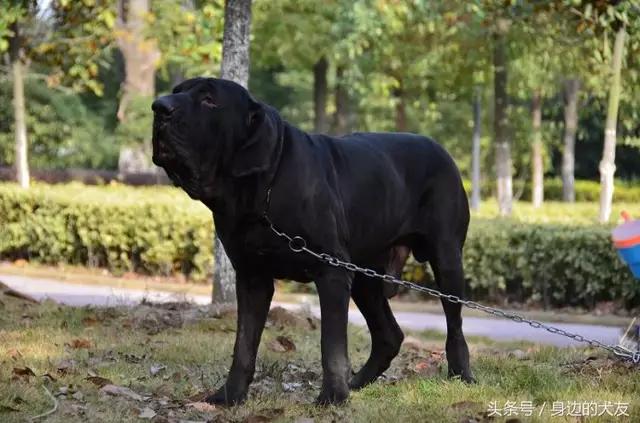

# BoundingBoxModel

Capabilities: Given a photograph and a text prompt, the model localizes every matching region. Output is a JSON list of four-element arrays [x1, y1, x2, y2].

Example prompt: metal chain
[[264, 216, 640, 365]]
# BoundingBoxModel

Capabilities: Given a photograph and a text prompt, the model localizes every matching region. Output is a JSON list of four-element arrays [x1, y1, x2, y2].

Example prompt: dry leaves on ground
[[99, 384, 145, 401], [67, 338, 92, 349]]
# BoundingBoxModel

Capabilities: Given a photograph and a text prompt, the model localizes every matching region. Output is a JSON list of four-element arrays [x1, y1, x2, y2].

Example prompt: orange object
[[615, 236, 640, 248], [621, 210, 632, 222]]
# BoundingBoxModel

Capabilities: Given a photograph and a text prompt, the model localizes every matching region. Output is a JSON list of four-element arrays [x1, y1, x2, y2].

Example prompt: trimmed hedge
[[462, 178, 640, 203], [0, 183, 638, 309], [0, 183, 213, 280]]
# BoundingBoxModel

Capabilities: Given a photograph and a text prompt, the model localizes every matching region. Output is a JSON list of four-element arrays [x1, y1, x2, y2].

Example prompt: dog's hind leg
[[349, 273, 404, 390], [424, 195, 475, 383]]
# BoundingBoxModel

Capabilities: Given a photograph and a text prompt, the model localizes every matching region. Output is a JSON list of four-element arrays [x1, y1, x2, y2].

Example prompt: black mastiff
[[151, 77, 474, 405]]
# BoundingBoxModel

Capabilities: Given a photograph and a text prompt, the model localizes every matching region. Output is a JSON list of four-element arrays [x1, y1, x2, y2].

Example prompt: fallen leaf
[[138, 406, 157, 419], [43, 372, 57, 382], [7, 348, 22, 360], [149, 364, 166, 376], [186, 392, 208, 403], [12, 367, 35, 380], [187, 402, 217, 413], [86, 376, 113, 387], [57, 359, 77, 374], [414, 360, 439, 377], [100, 384, 144, 401], [68, 338, 92, 349], [267, 336, 296, 353], [82, 316, 99, 326]]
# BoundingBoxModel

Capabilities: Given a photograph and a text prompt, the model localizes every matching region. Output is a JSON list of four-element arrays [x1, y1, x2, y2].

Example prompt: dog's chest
[[235, 222, 316, 282]]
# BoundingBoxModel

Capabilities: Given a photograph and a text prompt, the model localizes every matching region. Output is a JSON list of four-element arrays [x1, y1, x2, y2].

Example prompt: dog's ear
[[231, 99, 279, 177]]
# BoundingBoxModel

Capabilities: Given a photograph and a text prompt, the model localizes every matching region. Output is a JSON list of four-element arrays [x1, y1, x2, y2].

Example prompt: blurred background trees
[[0, 0, 638, 216]]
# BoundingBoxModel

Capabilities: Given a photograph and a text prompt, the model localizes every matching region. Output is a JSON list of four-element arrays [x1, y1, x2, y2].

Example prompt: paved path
[[1, 273, 626, 347]]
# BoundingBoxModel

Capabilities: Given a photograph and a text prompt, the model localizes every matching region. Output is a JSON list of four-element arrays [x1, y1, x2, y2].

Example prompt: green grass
[[1, 296, 639, 422]]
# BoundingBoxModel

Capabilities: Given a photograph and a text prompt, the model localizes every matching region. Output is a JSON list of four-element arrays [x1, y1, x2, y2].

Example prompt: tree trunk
[[599, 27, 626, 223], [333, 65, 351, 135], [493, 29, 512, 216], [562, 78, 580, 202], [470, 87, 481, 210], [213, 0, 253, 305], [116, 0, 160, 122], [313, 56, 328, 133], [9, 21, 29, 189], [220, 0, 252, 88], [531, 90, 543, 208], [394, 83, 407, 132]]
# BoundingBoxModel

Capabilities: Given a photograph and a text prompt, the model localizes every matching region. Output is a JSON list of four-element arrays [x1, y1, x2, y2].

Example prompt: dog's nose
[[152, 97, 175, 117]]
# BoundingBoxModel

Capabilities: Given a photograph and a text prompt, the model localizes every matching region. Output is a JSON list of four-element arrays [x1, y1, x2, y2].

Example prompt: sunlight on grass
[[1, 297, 639, 422]]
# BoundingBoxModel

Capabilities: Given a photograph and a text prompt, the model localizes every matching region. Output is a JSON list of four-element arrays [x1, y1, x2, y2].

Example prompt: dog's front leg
[[314, 267, 353, 405], [206, 272, 274, 406]]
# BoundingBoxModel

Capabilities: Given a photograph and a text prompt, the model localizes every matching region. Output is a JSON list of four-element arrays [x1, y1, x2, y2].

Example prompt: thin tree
[[8, 10, 29, 189], [213, 0, 253, 305], [313, 56, 328, 133], [493, 19, 512, 216], [116, 0, 160, 122], [470, 87, 482, 210], [530, 89, 543, 208], [333, 65, 351, 135], [599, 26, 626, 223], [561, 78, 580, 202]]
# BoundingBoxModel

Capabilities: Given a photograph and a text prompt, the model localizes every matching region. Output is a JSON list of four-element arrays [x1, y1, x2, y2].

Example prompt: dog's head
[[151, 77, 280, 200]]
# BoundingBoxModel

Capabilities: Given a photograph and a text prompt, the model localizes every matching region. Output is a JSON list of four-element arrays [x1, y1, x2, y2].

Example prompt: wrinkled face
[[151, 77, 261, 200]]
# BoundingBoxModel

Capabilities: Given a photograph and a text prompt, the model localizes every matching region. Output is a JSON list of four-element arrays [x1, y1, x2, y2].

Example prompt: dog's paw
[[315, 387, 349, 406], [448, 370, 477, 384], [205, 387, 247, 406]]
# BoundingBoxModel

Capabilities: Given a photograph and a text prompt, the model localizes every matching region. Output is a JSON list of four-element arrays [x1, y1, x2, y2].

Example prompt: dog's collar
[[260, 128, 284, 225]]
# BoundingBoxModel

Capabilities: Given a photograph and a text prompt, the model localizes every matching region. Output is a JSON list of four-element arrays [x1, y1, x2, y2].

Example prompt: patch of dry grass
[[1, 294, 639, 423]]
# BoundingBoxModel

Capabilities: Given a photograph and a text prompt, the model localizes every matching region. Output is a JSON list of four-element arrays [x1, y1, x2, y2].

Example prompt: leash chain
[[262, 214, 640, 365]]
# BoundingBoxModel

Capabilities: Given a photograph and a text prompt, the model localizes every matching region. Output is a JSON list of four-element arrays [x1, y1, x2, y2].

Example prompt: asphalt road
[[1, 273, 627, 347]]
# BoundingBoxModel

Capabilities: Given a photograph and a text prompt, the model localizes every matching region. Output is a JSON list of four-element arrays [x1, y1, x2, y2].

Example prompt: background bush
[[0, 79, 119, 170], [0, 183, 638, 309], [462, 178, 640, 203], [0, 183, 212, 280]]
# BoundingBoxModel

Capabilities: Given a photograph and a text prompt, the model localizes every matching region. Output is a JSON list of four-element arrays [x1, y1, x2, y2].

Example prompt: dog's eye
[[201, 95, 217, 108]]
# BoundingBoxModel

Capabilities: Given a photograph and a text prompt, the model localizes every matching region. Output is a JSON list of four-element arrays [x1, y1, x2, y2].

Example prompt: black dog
[[151, 77, 474, 405]]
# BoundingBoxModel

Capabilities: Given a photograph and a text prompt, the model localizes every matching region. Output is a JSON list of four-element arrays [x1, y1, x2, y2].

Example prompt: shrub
[[402, 220, 640, 309], [463, 178, 640, 203], [1, 183, 638, 309], [0, 79, 119, 170], [0, 183, 213, 281]]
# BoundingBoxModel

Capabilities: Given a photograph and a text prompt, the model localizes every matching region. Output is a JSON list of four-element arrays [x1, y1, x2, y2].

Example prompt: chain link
[[264, 216, 640, 365]]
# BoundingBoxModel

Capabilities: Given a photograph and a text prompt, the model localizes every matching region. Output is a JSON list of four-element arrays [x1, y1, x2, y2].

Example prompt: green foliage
[[114, 95, 154, 148], [41, 0, 116, 95], [0, 1, 24, 53], [0, 78, 118, 169], [1, 183, 638, 309], [462, 178, 640, 203], [401, 219, 640, 310], [151, 0, 225, 79], [463, 220, 639, 308], [0, 183, 212, 280]]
